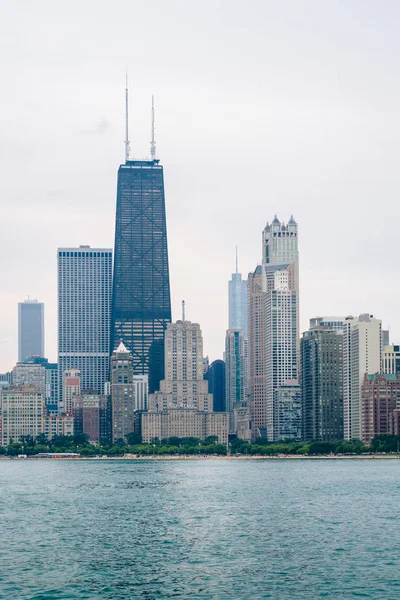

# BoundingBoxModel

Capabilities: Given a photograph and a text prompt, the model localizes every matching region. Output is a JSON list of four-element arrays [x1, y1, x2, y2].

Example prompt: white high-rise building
[[343, 314, 382, 440], [252, 215, 300, 442], [265, 269, 299, 441], [58, 246, 112, 399], [134, 375, 148, 411], [18, 299, 44, 362]]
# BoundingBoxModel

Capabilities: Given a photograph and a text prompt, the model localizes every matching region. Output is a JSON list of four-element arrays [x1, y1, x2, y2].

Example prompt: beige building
[[343, 314, 382, 440], [232, 401, 252, 442], [142, 409, 228, 445], [0, 386, 45, 446], [62, 369, 81, 413], [43, 414, 74, 440], [383, 344, 400, 376], [148, 320, 213, 412], [145, 318, 228, 444], [12, 362, 46, 393]]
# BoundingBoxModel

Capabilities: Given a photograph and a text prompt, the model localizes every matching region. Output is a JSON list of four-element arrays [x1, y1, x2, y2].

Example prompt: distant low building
[[232, 401, 252, 442], [0, 386, 45, 446], [72, 393, 111, 443], [361, 373, 400, 445], [141, 409, 228, 445], [43, 414, 74, 440]]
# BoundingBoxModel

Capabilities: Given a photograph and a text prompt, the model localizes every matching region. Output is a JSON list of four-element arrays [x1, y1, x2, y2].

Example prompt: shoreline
[[1, 454, 400, 461]]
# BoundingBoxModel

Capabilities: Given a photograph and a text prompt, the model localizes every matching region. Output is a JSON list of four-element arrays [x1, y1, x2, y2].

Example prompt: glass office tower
[[111, 159, 172, 393]]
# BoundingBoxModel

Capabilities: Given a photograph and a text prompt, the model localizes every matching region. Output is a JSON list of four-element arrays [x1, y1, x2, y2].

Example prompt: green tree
[[126, 432, 142, 445], [7, 442, 23, 456]]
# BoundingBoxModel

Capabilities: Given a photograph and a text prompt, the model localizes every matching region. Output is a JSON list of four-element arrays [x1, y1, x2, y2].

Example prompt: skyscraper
[[225, 329, 245, 428], [110, 341, 135, 442], [228, 250, 248, 399], [343, 314, 382, 440], [205, 360, 226, 412], [18, 299, 44, 362], [229, 251, 248, 337], [301, 326, 344, 441], [148, 319, 213, 412], [261, 215, 299, 442], [111, 90, 171, 394], [247, 265, 267, 437], [265, 269, 299, 441], [143, 317, 227, 444], [57, 246, 112, 399]]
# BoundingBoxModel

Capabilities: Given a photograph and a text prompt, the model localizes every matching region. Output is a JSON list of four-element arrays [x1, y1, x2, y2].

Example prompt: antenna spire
[[182, 300, 185, 322], [125, 70, 130, 163], [236, 246, 238, 274], [150, 95, 156, 161]]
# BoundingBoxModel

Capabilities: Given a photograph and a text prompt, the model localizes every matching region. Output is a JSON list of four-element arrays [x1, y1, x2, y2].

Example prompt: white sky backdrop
[[1, 0, 399, 370]]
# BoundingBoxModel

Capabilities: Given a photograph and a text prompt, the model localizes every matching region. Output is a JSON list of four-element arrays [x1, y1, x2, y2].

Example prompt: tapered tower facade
[[111, 91, 172, 393]]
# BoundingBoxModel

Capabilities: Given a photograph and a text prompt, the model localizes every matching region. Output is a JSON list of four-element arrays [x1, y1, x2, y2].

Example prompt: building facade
[[0, 386, 45, 445], [343, 314, 382, 440], [58, 246, 112, 399], [225, 329, 245, 430], [111, 159, 172, 394], [110, 341, 135, 442], [62, 370, 81, 414], [247, 215, 300, 441], [141, 409, 228, 445], [383, 344, 400, 376], [361, 373, 400, 445], [247, 265, 267, 437], [134, 375, 149, 412], [12, 362, 46, 394], [72, 393, 111, 443], [274, 382, 302, 441], [43, 415, 74, 440], [148, 320, 213, 412], [301, 327, 344, 441], [309, 316, 346, 332], [265, 268, 298, 441], [205, 360, 226, 412], [18, 299, 44, 362], [19, 357, 58, 413]]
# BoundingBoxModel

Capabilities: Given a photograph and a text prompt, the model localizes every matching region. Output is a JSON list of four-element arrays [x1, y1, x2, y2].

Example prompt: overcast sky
[[1, 0, 399, 371]]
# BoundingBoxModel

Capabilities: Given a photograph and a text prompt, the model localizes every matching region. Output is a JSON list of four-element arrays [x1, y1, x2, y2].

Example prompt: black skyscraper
[[205, 360, 226, 412], [111, 158, 172, 393]]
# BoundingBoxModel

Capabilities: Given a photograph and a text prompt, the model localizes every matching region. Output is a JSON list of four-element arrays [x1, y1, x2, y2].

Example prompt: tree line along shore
[[1, 433, 400, 458]]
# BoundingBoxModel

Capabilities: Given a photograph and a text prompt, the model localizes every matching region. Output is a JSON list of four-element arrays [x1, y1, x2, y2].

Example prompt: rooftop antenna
[[182, 300, 185, 322], [125, 70, 130, 163], [150, 95, 156, 161], [236, 246, 238, 274]]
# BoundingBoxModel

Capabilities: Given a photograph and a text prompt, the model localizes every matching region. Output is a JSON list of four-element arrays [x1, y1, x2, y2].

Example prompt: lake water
[[0, 459, 399, 599]]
